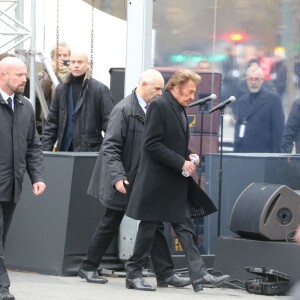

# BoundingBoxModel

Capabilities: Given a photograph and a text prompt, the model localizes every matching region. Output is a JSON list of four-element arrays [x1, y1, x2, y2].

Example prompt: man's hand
[[182, 160, 196, 175], [115, 180, 129, 194], [32, 182, 46, 196], [189, 153, 200, 166]]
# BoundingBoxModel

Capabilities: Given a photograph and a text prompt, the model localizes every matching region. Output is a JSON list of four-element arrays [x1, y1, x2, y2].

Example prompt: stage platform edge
[[214, 236, 300, 284]]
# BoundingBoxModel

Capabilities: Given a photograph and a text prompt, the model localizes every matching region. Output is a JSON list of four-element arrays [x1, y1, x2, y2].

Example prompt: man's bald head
[[70, 51, 89, 61], [138, 69, 164, 86], [0, 57, 27, 95], [136, 69, 165, 103], [0, 56, 26, 71], [69, 51, 90, 77]]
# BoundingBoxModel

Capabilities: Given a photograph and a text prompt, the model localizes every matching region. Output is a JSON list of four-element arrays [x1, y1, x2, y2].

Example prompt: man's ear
[[141, 81, 148, 88]]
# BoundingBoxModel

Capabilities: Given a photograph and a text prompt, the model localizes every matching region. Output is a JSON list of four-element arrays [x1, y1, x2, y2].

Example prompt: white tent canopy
[[0, 0, 127, 86]]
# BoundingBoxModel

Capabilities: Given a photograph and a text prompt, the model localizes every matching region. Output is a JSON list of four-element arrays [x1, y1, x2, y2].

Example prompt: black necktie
[[7, 97, 13, 111], [180, 108, 187, 130]]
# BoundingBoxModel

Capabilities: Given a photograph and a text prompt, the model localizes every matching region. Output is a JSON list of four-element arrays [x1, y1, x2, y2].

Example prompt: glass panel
[[93, 0, 300, 255], [152, 0, 300, 254]]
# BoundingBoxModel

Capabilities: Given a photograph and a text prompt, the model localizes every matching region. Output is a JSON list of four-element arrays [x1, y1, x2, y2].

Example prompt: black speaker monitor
[[109, 68, 125, 104], [230, 183, 300, 241]]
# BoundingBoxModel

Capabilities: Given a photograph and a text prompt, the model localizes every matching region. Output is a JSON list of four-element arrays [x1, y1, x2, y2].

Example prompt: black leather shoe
[[0, 292, 15, 300], [191, 280, 203, 292], [78, 268, 108, 284], [157, 274, 191, 288], [126, 277, 156, 291], [193, 274, 230, 289]]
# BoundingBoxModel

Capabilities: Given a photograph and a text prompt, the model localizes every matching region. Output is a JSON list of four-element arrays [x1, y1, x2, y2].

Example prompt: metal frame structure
[[0, 0, 30, 53], [0, 0, 50, 117]]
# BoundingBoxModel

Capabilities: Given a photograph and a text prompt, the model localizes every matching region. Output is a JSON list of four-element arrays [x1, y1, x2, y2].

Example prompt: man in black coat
[[281, 97, 300, 153], [0, 57, 46, 300], [234, 65, 285, 153], [42, 51, 114, 152], [78, 69, 189, 289], [125, 69, 229, 292], [221, 45, 240, 100]]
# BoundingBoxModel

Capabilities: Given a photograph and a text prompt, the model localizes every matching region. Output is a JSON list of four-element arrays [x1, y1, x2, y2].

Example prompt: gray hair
[[138, 69, 164, 85], [246, 65, 264, 78], [50, 42, 71, 60]]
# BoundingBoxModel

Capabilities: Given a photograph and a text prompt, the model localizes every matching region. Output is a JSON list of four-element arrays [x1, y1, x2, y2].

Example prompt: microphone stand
[[209, 96, 235, 237], [198, 105, 205, 187], [217, 107, 225, 237], [192, 104, 205, 249]]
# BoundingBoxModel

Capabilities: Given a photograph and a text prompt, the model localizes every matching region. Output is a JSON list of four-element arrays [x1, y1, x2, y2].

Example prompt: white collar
[[136, 94, 148, 113], [0, 89, 14, 102]]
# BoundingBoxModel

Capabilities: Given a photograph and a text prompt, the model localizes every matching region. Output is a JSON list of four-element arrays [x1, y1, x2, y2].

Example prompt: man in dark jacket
[[234, 65, 285, 153], [221, 45, 240, 100], [125, 69, 229, 292], [270, 51, 287, 97], [0, 57, 46, 300], [78, 69, 190, 289], [42, 51, 114, 152], [281, 98, 300, 153]]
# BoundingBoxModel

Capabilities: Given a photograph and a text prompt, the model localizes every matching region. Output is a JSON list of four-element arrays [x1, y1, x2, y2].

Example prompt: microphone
[[209, 96, 236, 113], [188, 93, 217, 108]]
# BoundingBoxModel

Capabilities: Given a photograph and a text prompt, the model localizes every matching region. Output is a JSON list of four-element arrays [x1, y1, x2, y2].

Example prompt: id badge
[[239, 124, 246, 138]]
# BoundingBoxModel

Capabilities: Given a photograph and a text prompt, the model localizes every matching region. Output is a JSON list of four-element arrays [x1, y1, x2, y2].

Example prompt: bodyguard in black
[[79, 69, 190, 289], [0, 57, 46, 300]]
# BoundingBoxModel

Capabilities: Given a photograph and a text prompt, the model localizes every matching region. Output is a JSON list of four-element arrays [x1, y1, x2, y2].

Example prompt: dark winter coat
[[270, 60, 287, 96], [234, 87, 285, 153], [0, 94, 44, 202], [281, 98, 300, 153], [126, 91, 216, 223], [222, 55, 240, 99], [87, 91, 145, 211], [42, 70, 114, 152]]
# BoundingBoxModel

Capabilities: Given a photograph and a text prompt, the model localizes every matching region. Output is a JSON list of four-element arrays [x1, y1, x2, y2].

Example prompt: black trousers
[[127, 215, 208, 282], [81, 207, 174, 281], [172, 217, 208, 282], [0, 201, 17, 293]]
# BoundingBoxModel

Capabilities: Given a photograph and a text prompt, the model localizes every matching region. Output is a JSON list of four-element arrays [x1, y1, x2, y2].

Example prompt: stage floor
[[8, 269, 292, 299]]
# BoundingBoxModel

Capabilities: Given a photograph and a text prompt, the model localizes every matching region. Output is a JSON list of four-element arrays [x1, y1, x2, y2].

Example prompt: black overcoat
[[42, 70, 114, 152], [87, 91, 145, 211], [0, 94, 44, 202], [234, 87, 285, 153], [281, 97, 300, 153], [126, 91, 193, 223]]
